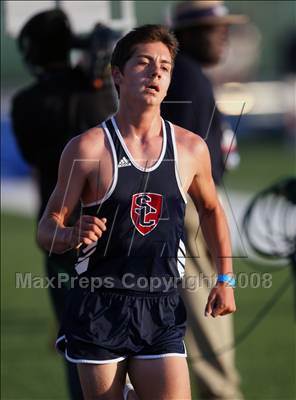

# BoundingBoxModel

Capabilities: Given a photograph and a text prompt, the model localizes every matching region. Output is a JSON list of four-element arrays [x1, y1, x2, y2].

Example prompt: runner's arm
[[37, 133, 107, 254], [188, 138, 236, 317]]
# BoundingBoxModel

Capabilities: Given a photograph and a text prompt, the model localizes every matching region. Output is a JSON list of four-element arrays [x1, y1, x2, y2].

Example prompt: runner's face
[[117, 41, 172, 105]]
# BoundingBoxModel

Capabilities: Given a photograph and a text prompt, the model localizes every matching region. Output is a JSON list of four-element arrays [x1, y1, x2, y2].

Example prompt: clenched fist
[[69, 216, 107, 248], [205, 282, 236, 318]]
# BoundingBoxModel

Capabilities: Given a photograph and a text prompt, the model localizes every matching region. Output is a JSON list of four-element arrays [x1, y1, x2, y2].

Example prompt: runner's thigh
[[128, 357, 191, 400], [77, 360, 127, 400]]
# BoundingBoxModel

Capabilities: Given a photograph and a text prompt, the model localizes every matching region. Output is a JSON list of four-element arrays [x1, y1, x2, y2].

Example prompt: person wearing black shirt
[[162, 1, 247, 399]]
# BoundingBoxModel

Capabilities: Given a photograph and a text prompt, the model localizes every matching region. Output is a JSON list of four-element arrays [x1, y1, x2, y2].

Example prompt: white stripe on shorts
[[133, 341, 187, 359], [65, 349, 126, 365]]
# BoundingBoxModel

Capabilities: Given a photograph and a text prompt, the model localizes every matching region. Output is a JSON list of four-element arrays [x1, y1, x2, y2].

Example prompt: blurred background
[[1, 1, 295, 399]]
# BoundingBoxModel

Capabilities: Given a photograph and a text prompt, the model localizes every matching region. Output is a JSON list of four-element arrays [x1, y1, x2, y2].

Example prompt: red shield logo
[[131, 193, 163, 236]]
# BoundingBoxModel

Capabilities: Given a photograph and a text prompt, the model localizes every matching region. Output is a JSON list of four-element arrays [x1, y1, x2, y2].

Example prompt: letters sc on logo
[[131, 193, 163, 236]]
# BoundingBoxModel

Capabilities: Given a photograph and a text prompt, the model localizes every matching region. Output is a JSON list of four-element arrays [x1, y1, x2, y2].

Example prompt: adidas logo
[[118, 156, 131, 168]]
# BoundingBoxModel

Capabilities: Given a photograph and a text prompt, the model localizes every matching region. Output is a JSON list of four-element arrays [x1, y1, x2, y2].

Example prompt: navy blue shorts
[[56, 287, 187, 364]]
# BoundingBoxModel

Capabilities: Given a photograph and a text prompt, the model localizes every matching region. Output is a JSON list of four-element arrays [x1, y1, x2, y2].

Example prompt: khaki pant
[[182, 197, 243, 400]]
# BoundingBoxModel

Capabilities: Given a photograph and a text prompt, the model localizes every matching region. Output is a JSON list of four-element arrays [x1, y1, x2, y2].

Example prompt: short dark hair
[[111, 24, 178, 73]]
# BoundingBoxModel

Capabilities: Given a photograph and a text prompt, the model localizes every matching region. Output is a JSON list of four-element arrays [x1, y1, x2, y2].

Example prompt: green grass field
[[1, 214, 68, 399], [224, 138, 294, 192], [1, 139, 295, 399]]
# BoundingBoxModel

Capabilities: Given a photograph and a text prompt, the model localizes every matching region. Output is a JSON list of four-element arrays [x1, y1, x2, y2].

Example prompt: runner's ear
[[111, 66, 123, 86]]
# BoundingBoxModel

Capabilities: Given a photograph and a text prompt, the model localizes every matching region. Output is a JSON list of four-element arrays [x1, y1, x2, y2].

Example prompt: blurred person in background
[[11, 9, 117, 399], [162, 1, 248, 399]]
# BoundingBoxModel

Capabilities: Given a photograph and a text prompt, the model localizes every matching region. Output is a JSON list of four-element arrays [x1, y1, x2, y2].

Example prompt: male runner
[[37, 25, 236, 400]]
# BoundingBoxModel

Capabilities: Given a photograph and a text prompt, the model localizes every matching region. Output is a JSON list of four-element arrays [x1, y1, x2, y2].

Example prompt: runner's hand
[[69, 216, 107, 248], [205, 282, 236, 317]]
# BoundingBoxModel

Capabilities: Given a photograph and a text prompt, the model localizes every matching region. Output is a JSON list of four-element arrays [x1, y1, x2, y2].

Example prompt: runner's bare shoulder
[[173, 124, 208, 158], [60, 125, 109, 173]]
